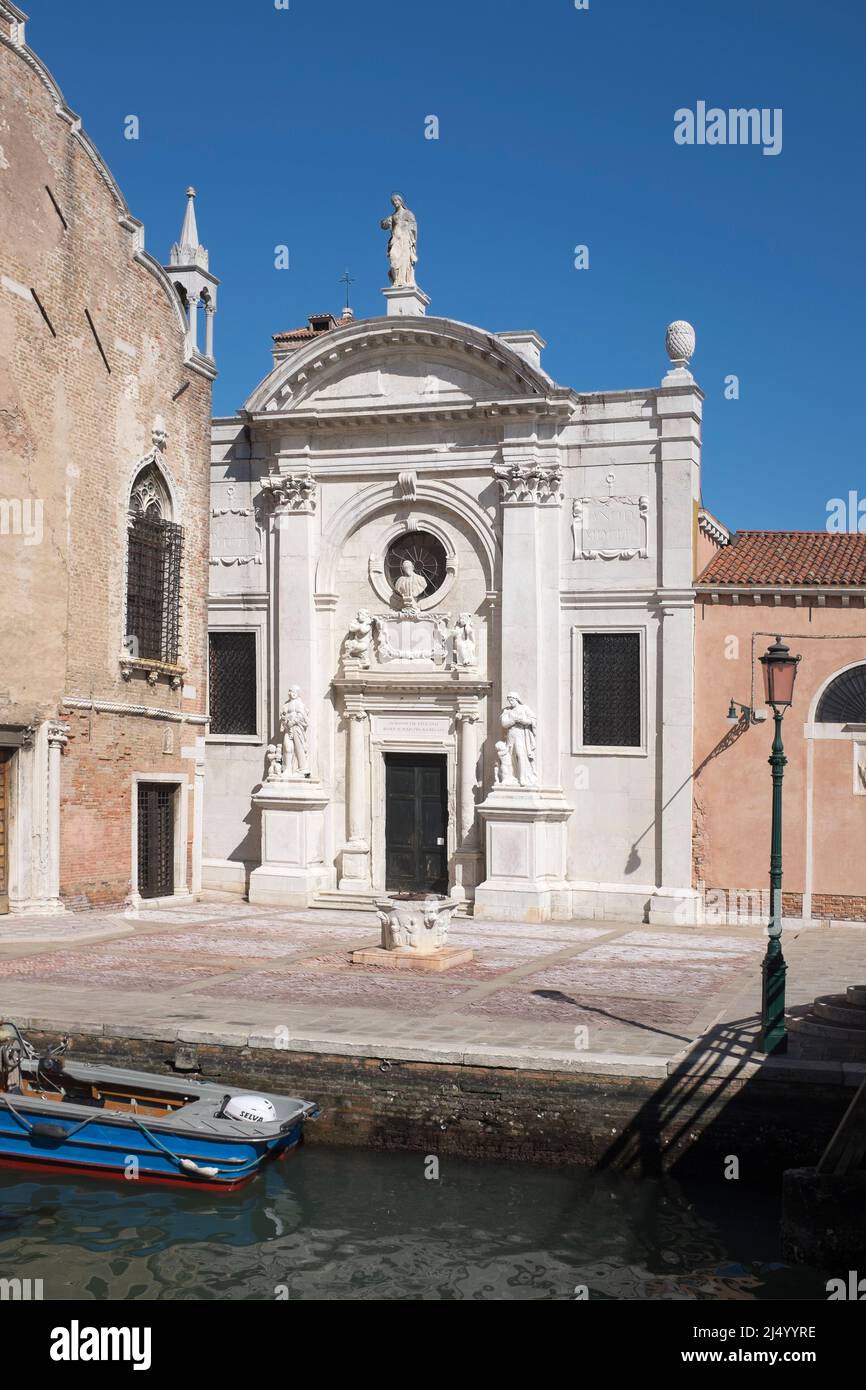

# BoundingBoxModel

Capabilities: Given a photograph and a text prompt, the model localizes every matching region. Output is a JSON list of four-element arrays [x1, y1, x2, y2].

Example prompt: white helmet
[[223, 1094, 277, 1124]]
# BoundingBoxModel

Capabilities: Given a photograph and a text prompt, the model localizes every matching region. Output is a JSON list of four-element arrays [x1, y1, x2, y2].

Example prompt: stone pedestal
[[474, 787, 572, 922], [351, 893, 473, 972], [382, 285, 430, 317], [249, 780, 334, 907], [647, 886, 703, 926], [351, 945, 474, 973]]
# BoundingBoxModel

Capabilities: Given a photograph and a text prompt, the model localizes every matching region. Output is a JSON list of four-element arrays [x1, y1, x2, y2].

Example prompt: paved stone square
[[1, 895, 864, 1081]]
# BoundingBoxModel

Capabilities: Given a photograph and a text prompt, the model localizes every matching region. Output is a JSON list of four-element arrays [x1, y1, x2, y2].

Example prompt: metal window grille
[[816, 663, 866, 723], [582, 631, 642, 747], [209, 632, 257, 735], [126, 516, 183, 662], [136, 783, 175, 899]]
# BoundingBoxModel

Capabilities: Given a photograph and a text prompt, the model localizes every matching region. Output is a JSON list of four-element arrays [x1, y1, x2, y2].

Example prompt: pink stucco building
[[695, 523, 866, 924]]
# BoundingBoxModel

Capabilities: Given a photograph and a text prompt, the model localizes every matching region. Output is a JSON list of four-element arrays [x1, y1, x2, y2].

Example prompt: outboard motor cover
[[223, 1094, 277, 1124]]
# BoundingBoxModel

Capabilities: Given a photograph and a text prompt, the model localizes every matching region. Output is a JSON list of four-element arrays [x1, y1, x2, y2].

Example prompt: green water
[[0, 1148, 829, 1301]]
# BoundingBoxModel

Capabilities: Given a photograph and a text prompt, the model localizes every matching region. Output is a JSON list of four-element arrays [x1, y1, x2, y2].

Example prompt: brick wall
[[59, 708, 200, 907], [0, 16, 213, 904]]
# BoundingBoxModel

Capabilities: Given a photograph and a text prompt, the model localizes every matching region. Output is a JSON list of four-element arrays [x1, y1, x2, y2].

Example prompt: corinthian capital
[[263, 470, 317, 514], [494, 460, 563, 504]]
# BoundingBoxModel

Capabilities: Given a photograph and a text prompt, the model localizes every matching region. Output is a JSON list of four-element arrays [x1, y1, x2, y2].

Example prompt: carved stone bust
[[394, 558, 427, 613]]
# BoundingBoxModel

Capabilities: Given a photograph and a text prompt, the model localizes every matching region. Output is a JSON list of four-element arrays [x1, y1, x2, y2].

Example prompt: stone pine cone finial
[[665, 320, 696, 366]]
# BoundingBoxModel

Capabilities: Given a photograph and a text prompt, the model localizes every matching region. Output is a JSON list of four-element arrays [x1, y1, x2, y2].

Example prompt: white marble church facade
[[204, 276, 701, 924]]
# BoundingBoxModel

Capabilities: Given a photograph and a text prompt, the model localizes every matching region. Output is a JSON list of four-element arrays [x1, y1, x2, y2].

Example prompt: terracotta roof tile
[[273, 313, 354, 344], [698, 531, 866, 587]]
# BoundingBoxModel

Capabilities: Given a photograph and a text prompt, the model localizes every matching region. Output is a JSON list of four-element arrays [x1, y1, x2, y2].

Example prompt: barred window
[[582, 631, 642, 747], [126, 514, 183, 663], [125, 464, 182, 664], [209, 632, 257, 735]]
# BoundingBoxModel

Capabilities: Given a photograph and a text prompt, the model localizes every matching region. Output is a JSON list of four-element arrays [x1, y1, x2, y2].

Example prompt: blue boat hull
[[0, 1109, 306, 1190]]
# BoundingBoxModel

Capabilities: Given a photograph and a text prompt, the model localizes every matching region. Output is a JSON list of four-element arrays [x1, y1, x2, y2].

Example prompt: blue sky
[[24, 0, 866, 531]]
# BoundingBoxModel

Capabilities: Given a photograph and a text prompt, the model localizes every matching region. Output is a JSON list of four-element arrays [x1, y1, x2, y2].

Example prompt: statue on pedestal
[[380, 192, 418, 288], [278, 685, 310, 778], [500, 691, 537, 787]]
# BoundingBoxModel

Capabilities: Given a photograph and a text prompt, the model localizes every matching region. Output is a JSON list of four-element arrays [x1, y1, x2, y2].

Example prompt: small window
[[582, 632, 642, 748], [816, 664, 866, 723], [209, 632, 257, 736]]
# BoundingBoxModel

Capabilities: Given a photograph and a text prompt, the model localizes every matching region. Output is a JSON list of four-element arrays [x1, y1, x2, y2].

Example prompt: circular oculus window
[[385, 530, 448, 599]]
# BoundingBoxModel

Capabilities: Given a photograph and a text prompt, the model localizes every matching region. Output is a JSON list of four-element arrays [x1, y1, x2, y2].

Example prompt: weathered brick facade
[[0, 4, 214, 909]]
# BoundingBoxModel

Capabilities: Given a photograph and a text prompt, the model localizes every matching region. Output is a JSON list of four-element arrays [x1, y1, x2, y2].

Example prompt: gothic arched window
[[126, 465, 183, 663], [816, 664, 866, 723]]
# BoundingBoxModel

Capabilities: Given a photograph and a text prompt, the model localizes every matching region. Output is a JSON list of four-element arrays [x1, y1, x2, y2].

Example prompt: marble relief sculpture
[[342, 610, 374, 667], [379, 192, 418, 288], [500, 691, 538, 787], [453, 613, 476, 666], [265, 744, 282, 781], [494, 740, 517, 786], [394, 558, 427, 614], [278, 686, 310, 778]]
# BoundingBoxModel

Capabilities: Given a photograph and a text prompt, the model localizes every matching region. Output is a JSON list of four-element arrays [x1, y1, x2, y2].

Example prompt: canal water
[[0, 1148, 828, 1301]]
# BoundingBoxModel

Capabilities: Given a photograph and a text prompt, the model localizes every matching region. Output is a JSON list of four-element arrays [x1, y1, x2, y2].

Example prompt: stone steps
[[311, 890, 378, 913], [788, 986, 866, 1060]]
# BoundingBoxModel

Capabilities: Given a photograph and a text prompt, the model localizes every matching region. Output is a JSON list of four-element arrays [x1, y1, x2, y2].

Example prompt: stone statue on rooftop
[[380, 192, 418, 288]]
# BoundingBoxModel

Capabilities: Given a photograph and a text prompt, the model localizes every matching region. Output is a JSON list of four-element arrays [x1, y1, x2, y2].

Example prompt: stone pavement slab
[[0, 897, 863, 1079]]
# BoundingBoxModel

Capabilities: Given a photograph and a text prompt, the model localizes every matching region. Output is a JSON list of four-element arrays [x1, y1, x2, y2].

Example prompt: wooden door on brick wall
[[0, 750, 10, 913], [136, 783, 175, 899]]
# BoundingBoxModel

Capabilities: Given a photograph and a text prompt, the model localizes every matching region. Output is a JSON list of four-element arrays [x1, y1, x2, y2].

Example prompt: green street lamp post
[[757, 637, 801, 1054]]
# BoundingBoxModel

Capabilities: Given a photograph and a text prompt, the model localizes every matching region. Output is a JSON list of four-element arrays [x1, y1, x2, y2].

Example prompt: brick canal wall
[[36, 1031, 851, 1176]]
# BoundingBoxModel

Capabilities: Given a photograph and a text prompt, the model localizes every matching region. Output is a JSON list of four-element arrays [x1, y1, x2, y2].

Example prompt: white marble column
[[647, 376, 703, 924], [267, 472, 318, 772], [46, 721, 69, 906], [187, 292, 199, 353], [204, 303, 214, 359], [191, 748, 205, 895], [475, 454, 572, 922], [340, 702, 371, 890], [457, 711, 479, 845], [495, 453, 564, 788], [248, 472, 335, 909]]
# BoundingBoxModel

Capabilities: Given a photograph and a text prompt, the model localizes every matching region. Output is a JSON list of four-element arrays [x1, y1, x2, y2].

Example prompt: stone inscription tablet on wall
[[572, 495, 649, 560], [371, 715, 452, 742]]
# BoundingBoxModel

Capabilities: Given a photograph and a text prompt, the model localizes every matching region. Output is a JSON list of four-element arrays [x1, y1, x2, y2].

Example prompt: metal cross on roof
[[339, 268, 355, 311]]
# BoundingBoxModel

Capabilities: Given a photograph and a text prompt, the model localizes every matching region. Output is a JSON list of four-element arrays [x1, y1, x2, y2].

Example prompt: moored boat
[[0, 1022, 319, 1191]]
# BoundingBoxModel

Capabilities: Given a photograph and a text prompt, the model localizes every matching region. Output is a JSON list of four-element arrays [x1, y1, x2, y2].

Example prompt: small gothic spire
[[170, 186, 208, 270]]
